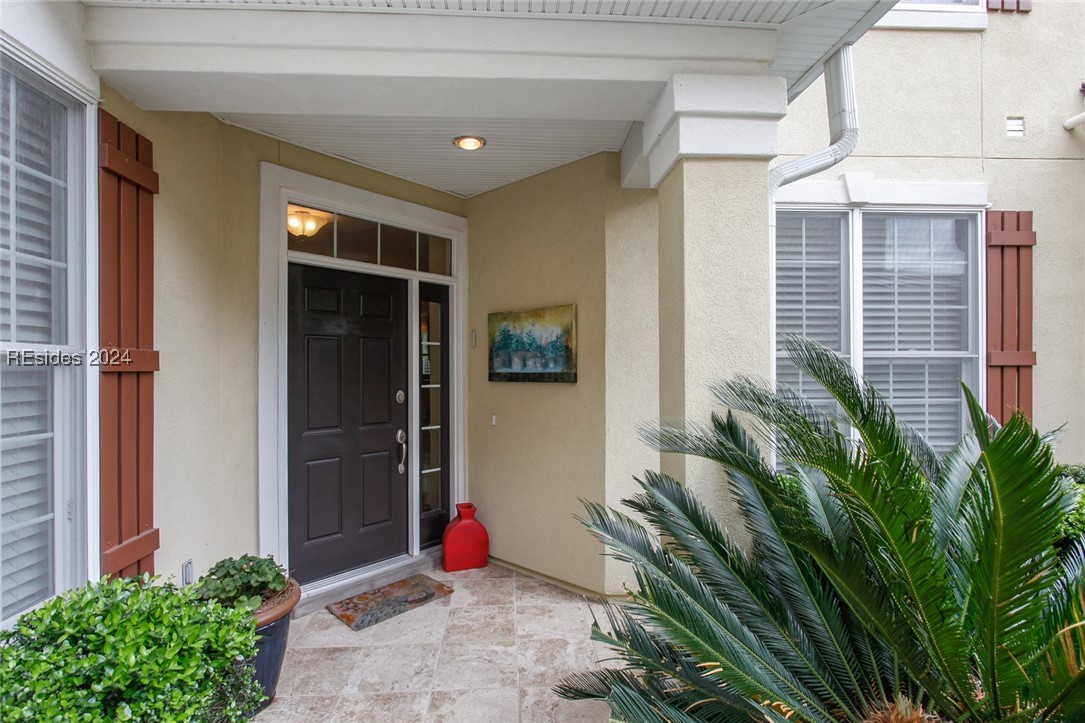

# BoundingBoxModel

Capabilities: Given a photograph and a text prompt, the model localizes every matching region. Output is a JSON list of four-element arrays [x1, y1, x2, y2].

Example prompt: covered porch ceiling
[[83, 0, 895, 197]]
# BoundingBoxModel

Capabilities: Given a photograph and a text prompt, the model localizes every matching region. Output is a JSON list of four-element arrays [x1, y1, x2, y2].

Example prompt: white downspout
[[770, 43, 859, 191], [1064, 86, 1085, 130], [768, 44, 858, 402]]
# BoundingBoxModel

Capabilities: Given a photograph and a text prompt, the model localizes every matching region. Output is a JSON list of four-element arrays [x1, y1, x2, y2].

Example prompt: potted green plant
[[0, 575, 264, 720], [196, 554, 301, 710]]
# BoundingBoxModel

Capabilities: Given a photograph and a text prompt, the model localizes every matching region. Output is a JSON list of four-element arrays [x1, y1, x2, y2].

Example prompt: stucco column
[[657, 157, 773, 537], [635, 75, 785, 540]]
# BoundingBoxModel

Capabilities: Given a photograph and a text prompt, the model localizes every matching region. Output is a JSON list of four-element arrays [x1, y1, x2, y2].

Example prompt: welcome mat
[[326, 574, 454, 631]]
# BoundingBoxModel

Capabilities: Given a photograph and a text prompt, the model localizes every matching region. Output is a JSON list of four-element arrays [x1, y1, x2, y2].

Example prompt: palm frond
[[562, 336, 1085, 722], [579, 499, 839, 720], [627, 470, 866, 720], [762, 337, 977, 717], [959, 387, 1075, 716]]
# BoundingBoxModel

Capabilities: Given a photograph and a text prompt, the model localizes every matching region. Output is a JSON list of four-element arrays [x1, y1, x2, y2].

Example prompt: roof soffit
[[82, 1, 894, 196]]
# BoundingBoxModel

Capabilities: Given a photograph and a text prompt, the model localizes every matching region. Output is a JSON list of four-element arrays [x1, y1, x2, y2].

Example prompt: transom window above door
[[286, 203, 452, 276]]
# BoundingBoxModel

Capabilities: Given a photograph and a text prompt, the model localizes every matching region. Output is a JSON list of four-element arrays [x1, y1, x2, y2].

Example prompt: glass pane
[[286, 203, 334, 256], [863, 214, 973, 353], [14, 170, 65, 261], [420, 387, 441, 428], [0, 256, 10, 340], [0, 162, 9, 250], [421, 428, 441, 471], [13, 82, 63, 177], [2, 367, 51, 438], [424, 344, 442, 387], [14, 74, 67, 178], [2, 439, 53, 527], [421, 471, 441, 514], [1, 367, 55, 621], [422, 301, 442, 344], [2, 519, 53, 619], [775, 211, 849, 354], [775, 356, 848, 422], [419, 234, 452, 276], [337, 213, 377, 264], [380, 224, 417, 271], [15, 261, 64, 344], [864, 357, 973, 453], [421, 300, 442, 386]]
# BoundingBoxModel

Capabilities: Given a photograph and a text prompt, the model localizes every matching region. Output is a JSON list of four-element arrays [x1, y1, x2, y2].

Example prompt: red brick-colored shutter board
[[985, 210, 1036, 424], [98, 108, 161, 578]]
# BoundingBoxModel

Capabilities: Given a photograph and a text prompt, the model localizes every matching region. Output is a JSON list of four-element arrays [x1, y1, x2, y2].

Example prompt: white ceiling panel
[[218, 115, 632, 196], [87, 0, 834, 26]]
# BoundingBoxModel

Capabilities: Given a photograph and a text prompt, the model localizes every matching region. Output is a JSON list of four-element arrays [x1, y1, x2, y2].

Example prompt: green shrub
[[0, 575, 264, 722], [1060, 464, 1085, 549], [196, 554, 288, 613]]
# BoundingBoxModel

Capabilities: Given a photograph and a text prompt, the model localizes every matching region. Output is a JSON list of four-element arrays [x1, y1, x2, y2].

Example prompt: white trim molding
[[0, 3, 100, 102], [622, 74, 788, 188], [774, 172, 989, 208], [875, 6, 988, 31], [257, 163, 468, 574]]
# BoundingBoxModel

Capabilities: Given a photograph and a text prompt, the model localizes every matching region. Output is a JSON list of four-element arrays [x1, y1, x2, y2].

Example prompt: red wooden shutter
[[986, 210, 1036, 423], [98, 109, 161, 577], [987, 0, 1032, 12]]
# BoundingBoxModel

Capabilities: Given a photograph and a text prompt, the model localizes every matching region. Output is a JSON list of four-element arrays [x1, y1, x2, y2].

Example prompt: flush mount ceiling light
[[286, 205, 331, 237], [452, 135, 486, 151]]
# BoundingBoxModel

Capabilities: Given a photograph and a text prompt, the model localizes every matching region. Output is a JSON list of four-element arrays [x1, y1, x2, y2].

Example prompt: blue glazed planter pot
[[251, 578, 301, 713]]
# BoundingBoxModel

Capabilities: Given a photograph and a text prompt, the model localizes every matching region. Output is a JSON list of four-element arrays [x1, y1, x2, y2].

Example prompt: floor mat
[[325, 574, 453, 631]]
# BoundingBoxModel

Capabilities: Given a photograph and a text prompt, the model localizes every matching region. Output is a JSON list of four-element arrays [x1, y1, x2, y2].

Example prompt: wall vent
[[1006, 116, 1026, 137]]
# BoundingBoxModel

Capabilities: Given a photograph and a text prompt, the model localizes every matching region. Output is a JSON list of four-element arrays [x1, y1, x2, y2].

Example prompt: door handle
[[396, 429, 407, 474]]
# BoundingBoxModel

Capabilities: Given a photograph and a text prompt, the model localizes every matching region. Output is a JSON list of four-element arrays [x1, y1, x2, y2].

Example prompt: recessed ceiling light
[[453, 135, 486, 151]]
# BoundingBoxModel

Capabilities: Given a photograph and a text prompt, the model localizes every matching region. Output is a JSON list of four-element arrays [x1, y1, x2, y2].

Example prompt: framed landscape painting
[[488, 304, 577, 383]]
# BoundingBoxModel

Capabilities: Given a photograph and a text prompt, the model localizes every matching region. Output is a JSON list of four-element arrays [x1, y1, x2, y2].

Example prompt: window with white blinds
[[775, 210, 980, 454], [0, 54, 85, 625]]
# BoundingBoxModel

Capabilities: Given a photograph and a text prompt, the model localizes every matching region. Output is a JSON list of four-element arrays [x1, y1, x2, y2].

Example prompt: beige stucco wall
[[100, 85, 463, 582], [463, 154, 610, 592], [602, 155, 660, 593], [777, 2, 1085, 461], [658, 158, 771, 547]]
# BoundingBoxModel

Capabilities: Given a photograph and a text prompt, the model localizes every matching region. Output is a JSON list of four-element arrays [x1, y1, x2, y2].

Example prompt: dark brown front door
[[288, 263, 409, 584]]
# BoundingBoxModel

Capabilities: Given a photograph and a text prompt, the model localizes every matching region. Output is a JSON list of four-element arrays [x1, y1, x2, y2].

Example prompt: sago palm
[[557, 336, 1085, 722]]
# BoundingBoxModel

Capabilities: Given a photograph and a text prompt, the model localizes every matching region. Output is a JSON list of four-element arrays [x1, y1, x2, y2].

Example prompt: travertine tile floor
[[258, 563, 615, 722]]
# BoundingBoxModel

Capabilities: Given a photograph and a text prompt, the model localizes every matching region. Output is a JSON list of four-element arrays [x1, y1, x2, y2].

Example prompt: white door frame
[[257, 163, 468, 590]]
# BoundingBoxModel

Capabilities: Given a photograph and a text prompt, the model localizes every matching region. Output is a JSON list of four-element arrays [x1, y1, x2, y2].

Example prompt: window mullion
[[7, 76, 17, 343], [850, 209, 863, 380]]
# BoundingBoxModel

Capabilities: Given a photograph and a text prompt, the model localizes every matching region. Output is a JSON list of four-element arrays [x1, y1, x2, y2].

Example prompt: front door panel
[[288, 264, 409, 584]]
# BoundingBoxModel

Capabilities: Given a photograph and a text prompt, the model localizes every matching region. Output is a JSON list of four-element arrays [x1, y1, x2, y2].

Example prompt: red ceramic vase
[[442, 502, 489, 572]]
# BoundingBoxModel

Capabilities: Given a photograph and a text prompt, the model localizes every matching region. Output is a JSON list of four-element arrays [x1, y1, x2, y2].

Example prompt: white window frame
[[0, 41, 97, 629], [772, 175, 988, 449], [876, 0, 988, 31]]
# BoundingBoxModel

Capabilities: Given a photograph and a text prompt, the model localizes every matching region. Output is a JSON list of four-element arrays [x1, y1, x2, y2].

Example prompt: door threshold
[[293, 547, 442, 617]]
